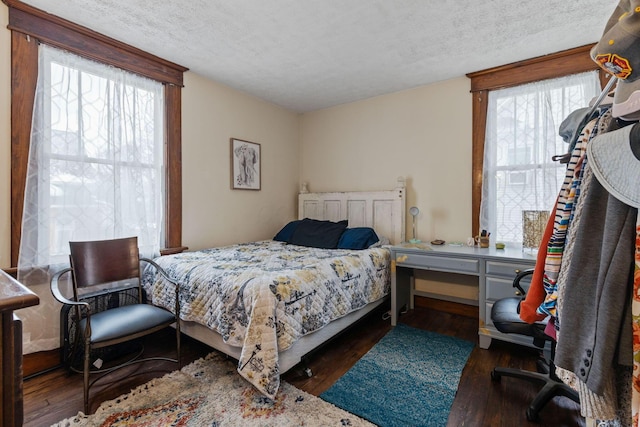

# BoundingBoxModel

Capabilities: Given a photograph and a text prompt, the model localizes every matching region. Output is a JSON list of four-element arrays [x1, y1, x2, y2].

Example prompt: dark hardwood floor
[[23, 300, 584, 427]]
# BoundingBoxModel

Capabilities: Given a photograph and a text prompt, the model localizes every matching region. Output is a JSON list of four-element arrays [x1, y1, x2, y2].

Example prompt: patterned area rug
[[320, 323, 474, 427], [52, 352, 374, 427]]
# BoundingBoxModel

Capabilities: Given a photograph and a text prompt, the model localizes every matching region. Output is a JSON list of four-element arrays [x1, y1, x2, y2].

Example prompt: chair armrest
[[140, 257, 180, 315], [513, 268, 535, 297], [140, 258, 179, 287], [50, 267, 90, 310]]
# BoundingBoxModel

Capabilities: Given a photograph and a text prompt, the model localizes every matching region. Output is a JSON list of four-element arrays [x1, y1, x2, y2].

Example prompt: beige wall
[[300, 77, 473, 244], [181, 72, 300, 251], [300, 78, 477, 302]]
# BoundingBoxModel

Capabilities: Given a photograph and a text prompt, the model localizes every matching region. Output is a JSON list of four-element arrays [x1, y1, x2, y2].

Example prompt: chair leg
[[525, 380, 579, 422], [491, 366, 580, 422], [491, 366, 550, 387], [84, 341, 91, 414], [66, 326, 83, 372], [175, 321, 181, 367]]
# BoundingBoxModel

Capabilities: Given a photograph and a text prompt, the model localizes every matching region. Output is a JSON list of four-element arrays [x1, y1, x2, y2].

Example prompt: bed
[[142, 180, 406, 399]]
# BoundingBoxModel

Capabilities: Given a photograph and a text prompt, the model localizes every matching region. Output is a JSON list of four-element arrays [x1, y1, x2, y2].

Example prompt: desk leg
[[409, 275, 415, 310], [391, 263, 411, 326], [479, 335, 492, 349]]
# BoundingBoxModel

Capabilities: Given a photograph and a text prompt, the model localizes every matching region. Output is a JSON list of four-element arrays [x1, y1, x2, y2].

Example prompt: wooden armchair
[[50, 236, 180, 413]]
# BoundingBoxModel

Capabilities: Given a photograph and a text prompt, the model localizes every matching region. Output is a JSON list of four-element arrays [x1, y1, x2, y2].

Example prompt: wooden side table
[[0, 270, 39, 427]]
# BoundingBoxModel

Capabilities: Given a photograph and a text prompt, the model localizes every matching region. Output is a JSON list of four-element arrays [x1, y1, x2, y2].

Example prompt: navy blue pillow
[[337, 227, 379, 250], [289, 218, 348, 249], [273, 220, 302, 242]]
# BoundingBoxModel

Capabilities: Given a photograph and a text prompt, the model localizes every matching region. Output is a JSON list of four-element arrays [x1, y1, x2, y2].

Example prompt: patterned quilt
[[142, 240, 390, 399]]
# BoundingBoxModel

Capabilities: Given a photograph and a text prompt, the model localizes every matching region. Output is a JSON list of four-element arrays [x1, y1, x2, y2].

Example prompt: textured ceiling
[[21, 0, 617, 113]]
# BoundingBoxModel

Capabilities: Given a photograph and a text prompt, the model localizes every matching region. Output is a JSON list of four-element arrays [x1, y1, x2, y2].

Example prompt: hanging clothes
[[555, 164, 628, 423], [554, 109, 629, 423], [536, 116, 598, 318], [585, 121, 640, 425], [554, 124, 637, 424], [518, 103, 636, 423], [518, 107, 600, 325]]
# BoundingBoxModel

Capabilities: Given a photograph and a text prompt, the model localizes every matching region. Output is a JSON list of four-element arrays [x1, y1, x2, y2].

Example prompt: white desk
[[390, 243, 537, 349]]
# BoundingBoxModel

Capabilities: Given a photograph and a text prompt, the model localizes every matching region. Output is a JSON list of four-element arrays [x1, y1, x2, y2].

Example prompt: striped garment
[[537, 117, 598, 317]]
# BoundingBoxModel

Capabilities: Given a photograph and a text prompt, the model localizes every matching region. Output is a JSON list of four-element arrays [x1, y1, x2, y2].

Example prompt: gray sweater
[[554, 176, 636, 396]]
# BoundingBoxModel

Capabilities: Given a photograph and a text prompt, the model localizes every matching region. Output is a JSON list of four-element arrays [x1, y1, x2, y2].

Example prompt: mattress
[[142, 239, 390, 398]]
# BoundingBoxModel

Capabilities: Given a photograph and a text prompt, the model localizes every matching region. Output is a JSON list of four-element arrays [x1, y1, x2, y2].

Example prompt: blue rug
[[320, 323, 474, 427]]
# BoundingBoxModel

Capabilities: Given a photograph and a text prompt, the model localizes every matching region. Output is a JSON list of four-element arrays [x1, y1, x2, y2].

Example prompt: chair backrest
[[69, 237, 141, 289]]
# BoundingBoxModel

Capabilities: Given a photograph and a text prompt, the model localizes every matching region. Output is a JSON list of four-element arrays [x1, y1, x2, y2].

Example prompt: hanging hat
[[612, 82, 640, 120], [587, 124, 640, 208], [590, 0, 640, 119]]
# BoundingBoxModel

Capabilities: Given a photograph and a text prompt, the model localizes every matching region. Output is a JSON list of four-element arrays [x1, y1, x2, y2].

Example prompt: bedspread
[[142, 240, 390, 399]]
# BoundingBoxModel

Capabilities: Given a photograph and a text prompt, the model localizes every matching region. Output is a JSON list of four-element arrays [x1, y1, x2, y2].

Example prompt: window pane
[[50, 62, 80, 157], [49, 160, 115, 258]]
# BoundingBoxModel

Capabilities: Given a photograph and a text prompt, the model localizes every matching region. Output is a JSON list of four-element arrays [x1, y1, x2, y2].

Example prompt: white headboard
[[297, 178, 406, 245]]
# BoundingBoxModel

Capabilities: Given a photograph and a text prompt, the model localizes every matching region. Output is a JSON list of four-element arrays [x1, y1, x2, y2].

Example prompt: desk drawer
[[395, 253, 479, 274], [485, 260, 534, 279], [486, 276, 531, 301]]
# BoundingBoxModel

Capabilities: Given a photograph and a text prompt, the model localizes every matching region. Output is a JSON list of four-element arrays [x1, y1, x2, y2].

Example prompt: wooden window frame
[[5, 0, 188, 267], [466, 44, 610, 238]]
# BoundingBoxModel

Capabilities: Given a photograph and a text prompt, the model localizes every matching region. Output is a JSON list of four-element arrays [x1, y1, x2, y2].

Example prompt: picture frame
[[231, 138, 261, 190]]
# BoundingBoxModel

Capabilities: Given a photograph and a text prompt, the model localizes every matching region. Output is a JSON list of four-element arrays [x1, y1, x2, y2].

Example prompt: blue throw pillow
[[289, 218, 348, 249], [273, 220, 302, 242], [337, 227, 380, 250]]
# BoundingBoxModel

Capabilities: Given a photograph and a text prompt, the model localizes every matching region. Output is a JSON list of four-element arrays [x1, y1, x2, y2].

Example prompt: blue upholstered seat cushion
[[337, 227, 380, 249], [79, 304, 176, 344]]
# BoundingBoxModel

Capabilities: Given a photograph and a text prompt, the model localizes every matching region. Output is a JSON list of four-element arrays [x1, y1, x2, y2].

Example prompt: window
[[7, 1, 187, 356], [467, 44, 608, 242], [8, 0, 187, 268], [480, 72, 600, 244], [21, 45, 165, 266]]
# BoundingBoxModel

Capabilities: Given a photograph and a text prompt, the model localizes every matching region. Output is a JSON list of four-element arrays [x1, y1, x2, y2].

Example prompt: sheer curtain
[[17, 44, 165, 353], [479, 71, 600, 246]]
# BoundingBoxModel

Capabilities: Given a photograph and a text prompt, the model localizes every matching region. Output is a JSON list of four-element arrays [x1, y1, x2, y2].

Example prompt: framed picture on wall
[[231, 138, 261, 190]]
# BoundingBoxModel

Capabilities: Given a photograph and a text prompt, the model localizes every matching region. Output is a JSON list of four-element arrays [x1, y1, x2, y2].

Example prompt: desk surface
[[391, 242, 538, 263]]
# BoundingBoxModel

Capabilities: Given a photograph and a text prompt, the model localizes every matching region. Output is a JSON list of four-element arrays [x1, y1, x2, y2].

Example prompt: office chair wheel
[[490, 369, 501, 382]]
